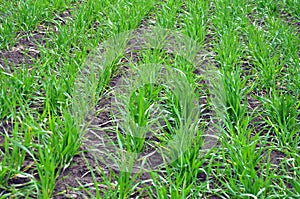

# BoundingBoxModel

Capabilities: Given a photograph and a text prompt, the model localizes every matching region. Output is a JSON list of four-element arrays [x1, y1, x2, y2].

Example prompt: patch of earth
[[53, 151, 104, 199], [0, 32, 42, 71], [0, 5, 75, 72]]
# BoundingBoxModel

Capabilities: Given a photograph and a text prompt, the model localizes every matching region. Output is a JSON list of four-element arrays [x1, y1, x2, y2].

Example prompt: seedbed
[[0, 0, 299, 198]]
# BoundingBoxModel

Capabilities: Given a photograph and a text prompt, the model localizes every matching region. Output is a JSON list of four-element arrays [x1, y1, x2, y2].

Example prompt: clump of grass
[[183, 0, 209, 46], [259, 91, 300, 151], [155, 0, 183, 29]]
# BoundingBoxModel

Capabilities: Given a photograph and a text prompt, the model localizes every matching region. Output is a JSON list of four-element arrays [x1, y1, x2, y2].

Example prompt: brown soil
[[0, 32, 42, 71], [53, 151, 103, 199]]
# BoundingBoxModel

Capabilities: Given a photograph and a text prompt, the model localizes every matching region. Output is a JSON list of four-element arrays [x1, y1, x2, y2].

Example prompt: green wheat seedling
[[149, 112, 209, 198], [210, 68, 273, 197], [105, 0, 154, 34], [0, 17, 15, 50], [280, 0, 300, 20], [0, 117, 43, 198], [246, 26, 280, 89], [259, 91, 300, 151], [0, 120, 33, 184], [112, 62, 164, 154], [155, 0, 183, 29], [146, 65, 210, 198], [210, 66, 251, 137], [183, 0, 209, 46]]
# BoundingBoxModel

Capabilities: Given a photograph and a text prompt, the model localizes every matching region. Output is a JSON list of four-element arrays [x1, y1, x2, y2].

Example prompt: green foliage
[[0, 0, 299, 198]]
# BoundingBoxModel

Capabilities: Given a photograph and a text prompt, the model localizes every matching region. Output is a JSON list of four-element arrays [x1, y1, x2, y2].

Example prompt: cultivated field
[[0, 0, 299, 198]]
